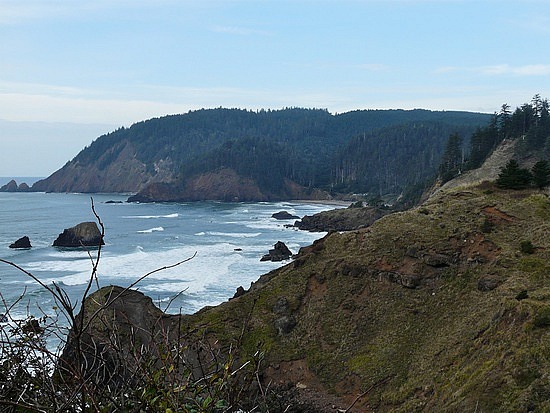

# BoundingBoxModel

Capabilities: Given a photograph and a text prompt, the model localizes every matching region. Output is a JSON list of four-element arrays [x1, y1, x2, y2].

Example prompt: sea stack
[[53, 222, 104, 247], [9, 236, 32, 249], [260, 241, 293, 262]]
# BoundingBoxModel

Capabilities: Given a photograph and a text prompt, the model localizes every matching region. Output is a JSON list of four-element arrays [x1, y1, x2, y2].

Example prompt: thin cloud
[[0, 0, 184, 24], [480, 64, 550, 76], [435, 64, 550, 76], [0, 80, 89, 97], [211, 25, 272, 36]]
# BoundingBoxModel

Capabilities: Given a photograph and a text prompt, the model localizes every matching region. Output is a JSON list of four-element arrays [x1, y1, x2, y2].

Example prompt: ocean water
[[0, 192, 336, 323]]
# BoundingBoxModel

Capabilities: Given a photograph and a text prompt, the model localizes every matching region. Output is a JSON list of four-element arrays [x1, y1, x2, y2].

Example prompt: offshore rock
[[17, 182, 31, 192], [272, 211, 300, 220], [53, 222, 104, 247], [0, 180, 31, 192], [9, 236, 32, 249], [0, 180, 18, 192], [261, 241, 293, 262]]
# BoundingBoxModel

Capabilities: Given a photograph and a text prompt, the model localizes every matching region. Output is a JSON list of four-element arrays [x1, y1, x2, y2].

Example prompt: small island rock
[[261, 241, 293, 262], [0, 180, 18, 192], [53, 222, 104, 247], [0, 180, 31, 192], [9, 236, 32, 249], [272, 211, 300, 220]]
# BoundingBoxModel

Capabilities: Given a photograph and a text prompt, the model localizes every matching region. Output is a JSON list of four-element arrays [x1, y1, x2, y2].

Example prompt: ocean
[[0, 191, 335, 324]]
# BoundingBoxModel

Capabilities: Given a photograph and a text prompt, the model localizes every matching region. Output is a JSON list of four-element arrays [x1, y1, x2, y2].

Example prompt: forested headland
[[28, 108, 490, 202]]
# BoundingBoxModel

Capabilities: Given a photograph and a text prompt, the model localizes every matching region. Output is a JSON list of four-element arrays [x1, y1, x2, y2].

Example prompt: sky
[[1, 0, 549, 177]]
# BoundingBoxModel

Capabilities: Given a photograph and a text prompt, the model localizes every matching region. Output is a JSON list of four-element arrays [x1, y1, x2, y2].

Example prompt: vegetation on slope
[[29, 108, 490, 198], [189, 183, 549, 412]]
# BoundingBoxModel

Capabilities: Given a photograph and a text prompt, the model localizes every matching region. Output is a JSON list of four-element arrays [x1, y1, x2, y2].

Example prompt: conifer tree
[[532, 160, 550, 189], [439, 133, 463, 183], [496, 159, 532, 189]]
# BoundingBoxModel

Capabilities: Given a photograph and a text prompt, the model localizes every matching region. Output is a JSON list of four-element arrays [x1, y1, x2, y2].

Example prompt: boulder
[[9, 236, 32, 249], [272, 211, 300, 220], [53, 222, 104, 247], [58, 286, 179, 388], [261, 241, 293, 262], [477, 276, 502, 292]]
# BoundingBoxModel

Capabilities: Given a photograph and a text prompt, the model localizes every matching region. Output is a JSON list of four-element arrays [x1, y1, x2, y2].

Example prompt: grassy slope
[[184, 183, 549, 412]]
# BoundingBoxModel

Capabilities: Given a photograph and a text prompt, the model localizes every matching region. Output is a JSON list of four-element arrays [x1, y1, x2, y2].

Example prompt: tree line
[[438, 95, 550, 188]]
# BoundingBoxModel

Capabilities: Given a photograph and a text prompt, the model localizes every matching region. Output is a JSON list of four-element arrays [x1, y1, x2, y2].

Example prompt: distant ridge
[[30, 107, 491, 201]]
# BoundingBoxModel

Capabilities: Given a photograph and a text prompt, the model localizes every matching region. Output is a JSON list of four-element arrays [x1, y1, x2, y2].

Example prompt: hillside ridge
[[28, 107, 490, 200]]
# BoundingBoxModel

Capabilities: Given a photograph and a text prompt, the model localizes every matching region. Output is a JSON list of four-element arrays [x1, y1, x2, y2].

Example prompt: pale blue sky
[[1, 0, 549, 176]]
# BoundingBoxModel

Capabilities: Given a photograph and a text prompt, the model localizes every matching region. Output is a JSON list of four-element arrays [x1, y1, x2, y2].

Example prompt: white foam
[[137, 227, 164, 233], [206, 231, 261, 238], [123, 213, 179, 219]]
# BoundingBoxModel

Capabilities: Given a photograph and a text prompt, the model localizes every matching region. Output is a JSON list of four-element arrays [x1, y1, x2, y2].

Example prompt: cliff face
[[71, 183, 550, 411], [128, 168, 333, 202], [32, 141, 175, 193]]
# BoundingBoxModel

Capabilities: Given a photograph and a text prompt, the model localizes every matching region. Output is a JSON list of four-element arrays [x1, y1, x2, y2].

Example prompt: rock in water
[[0, 180, 18, 192], [9, 236, 32, 249], [261, 241, 293, 262], [271, 211, 300, 220], [53, 222, 104, 247]]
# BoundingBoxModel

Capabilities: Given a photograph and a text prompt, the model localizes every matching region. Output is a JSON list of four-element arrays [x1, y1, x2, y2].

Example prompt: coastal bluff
[[63, 184, 550, 412]]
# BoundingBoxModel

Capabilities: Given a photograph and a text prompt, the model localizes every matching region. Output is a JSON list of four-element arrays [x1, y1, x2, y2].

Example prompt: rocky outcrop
[[53, 222, 104, 247], [260, 241, 293, 261], [58, 286, 179, 387], [128, 168, 333, 203], [272, 211, 300, 220], [0, 180, 18, 192], [9, 236, 32, 249], [127, 181, 182, 202], [0, 180, 31, 192], [32, 141, 175, 193], [295, 204, 389, 232]]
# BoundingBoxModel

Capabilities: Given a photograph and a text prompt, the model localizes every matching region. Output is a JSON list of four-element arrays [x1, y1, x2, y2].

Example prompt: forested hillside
[[331, 121, 478, 195], [436, 94, 550, 187], [30, 107, 490, 199]]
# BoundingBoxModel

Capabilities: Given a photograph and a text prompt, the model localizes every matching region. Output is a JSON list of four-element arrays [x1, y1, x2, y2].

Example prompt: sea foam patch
[[123, 213, 179, 219], [137, 227, 164, 233]]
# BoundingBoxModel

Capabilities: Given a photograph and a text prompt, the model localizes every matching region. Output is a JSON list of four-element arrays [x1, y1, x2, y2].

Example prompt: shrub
[[515, 290, 529, 301], [533, 306, 550, 328], [520, 240, 535, 254], [480, 218, 495, 233]]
